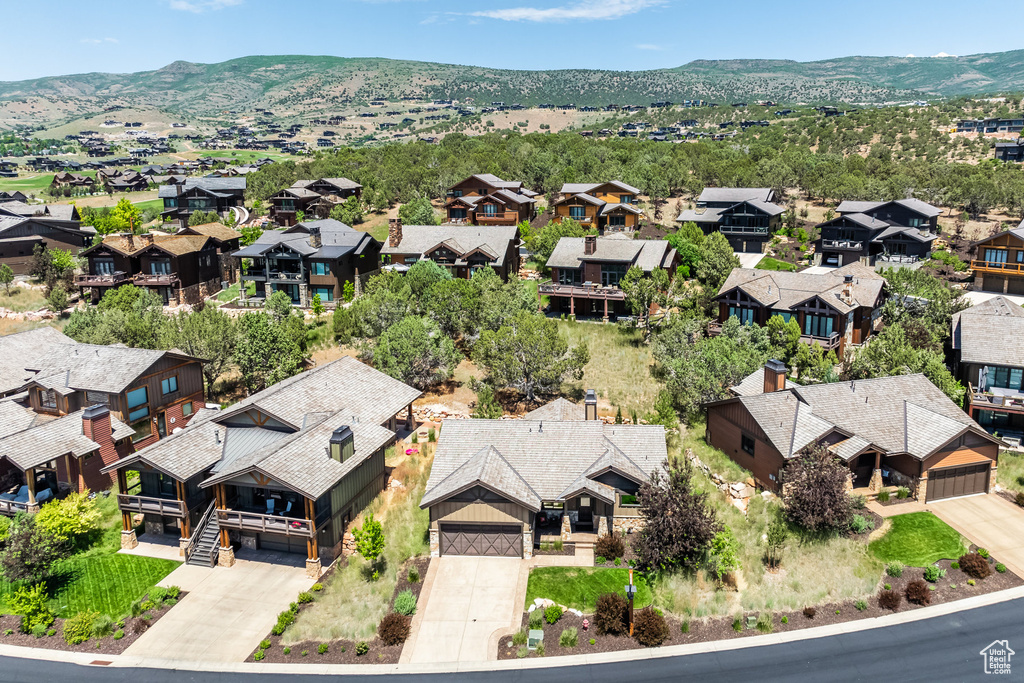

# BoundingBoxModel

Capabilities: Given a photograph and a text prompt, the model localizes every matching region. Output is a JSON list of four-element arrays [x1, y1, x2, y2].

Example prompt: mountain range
[[2, 50, 1023, 126]]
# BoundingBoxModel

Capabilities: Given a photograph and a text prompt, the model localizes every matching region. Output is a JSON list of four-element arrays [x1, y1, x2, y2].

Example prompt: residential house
[[676, 188, 785, 253], [268, 178, 363, 227], [78, 232, 224, 306], [50, 173, 95, 192], [178, 222, 244, 283], [420, 390, 667, 557], [0, 215, 92, 274], [971, 222, 1024, 295], [712, 263, 886, 356], [704, 364, 1000, 501], [100, 170, 150, 193], [551, 181, 644, 235], [540, 234, 679, 320], [102, 357, 420, 575], [159, 177, 246, 229], [0, 328, 78, 398], [815, 199, 941, 267], [234, 219, 381, 307], [0, 191, 28, 203], [951, 296, 1024, 441], [0, 202, 80, 222], [443, 174, 538, 225], [380, 219, 520, 282], [995, 139, 1024, 163]]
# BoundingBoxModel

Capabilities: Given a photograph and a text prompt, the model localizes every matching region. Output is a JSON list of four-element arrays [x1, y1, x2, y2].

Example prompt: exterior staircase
[[185, 501, 220, 568]]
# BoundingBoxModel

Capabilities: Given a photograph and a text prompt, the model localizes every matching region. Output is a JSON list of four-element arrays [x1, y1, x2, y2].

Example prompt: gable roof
[[952, 296, 1024, 367], [524, 397, 585, 421], [715, 262, 885, 314], [419, 445, 542, 511], [731, 366, 798, 397], [559, 180, 641, 196], [973, 224, 1024, 247], [380, 225, 517, 266], [546, 235, 676, 271], [697, 187, 773, 203], [180, 222, 243, 243], [835, 198, 941, 219], [84, 233, 210, 257], [233, 219, 377, 260], [28, 344, 198, 395], [0, 328, 78, 395], [0, 408, 133, 471]]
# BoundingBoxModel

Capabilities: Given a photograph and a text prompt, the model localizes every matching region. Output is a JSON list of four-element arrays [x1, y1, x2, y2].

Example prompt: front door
[[578, 496, 592, 529]]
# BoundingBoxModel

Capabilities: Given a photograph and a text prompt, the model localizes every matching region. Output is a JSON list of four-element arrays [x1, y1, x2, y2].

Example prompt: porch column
[[603, 297, 609, 323], [25, 468, 37, 512], [569, 295, 574, 317], [406, 404, 414, 432], [216, 483, 235, 567], [869, 451, 883, 493], [560, 512, 571, 542], [305, 498, 321, 579], [76, 455, 86, 494], [177, 481, 191, 539]]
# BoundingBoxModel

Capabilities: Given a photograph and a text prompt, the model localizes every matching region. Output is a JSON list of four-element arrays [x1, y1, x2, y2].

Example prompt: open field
[[0, 285, 48, 313]]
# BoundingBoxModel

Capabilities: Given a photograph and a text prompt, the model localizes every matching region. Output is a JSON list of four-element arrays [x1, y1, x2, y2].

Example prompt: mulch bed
[[849, 508, 885, 538], [535, 543, 575, 557], [0, 598, 181, 655], [593, 534, 638, 567], [252, 558, 428, 665], [498, 553, 1022, 660], [876, 496, 917, 507]]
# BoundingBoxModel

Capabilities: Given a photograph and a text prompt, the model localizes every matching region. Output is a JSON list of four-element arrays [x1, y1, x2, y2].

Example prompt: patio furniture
[[265, 499, 275, 515], [277, 500, 293, 516]]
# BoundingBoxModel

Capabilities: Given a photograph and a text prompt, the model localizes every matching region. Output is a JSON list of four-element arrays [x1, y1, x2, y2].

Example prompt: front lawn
[[756, 256, 798, 272], [869, 512, 968, 566], [524, 567, 652, 612]]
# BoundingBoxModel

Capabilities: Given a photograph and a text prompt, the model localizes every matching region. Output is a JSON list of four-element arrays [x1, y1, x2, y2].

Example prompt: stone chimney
[[763, 359, 788, 394], [584, 389, 598, 420], [840, 274, 855, 306], [140, 233, 155, 246], [388, 218, 403, 248], [308, 226, 322, 249], [123, 232, 135, 250], [584, 234, 597, 256]]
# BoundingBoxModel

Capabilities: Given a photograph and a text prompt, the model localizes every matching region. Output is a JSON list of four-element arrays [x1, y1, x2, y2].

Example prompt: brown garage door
[[439, 524, 522, 557], [927, 463, 990, 501], [982, 276, 1005, 293], [1008, 277, 1024, 295]]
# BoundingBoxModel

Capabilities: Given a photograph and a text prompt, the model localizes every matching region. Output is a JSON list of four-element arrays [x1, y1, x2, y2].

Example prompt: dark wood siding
[[706, 401, 784, 490]]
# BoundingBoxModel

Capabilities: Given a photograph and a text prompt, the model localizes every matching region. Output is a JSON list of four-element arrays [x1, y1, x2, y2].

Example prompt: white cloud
[[470, 0, 664, 22], [168, 0, 243, 13], [635, 43, 662, 50], [81, 37, 119, 44]]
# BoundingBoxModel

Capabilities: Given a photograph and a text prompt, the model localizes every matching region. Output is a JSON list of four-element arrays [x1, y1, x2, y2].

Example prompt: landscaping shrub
[[516, 646, 528, 658], [301, 650, 308, 656], [849, 515, 873, 534], [407, 566, 420, 583], [113, 630, 124, 640], [905, 580, 931, 606], [780, 616, 788, 624], [886, 561, 904, 578], [588, 638, 596, 645], [260, 639, 271, 650], [559, 627, 578, 648], [855, 600, 867, 611], [613, 557, 621, 566], [594, 593, 628, 635], [9, 584, 54, 633], [0, 517, 11, 543], [755, 612, 773, 634], [681, 620, 690, 633], [271, 608, 297, 635], [732, 617, 742, 632], [0, 516, 68, 584], [950, 561, 960, 570], [632, 608, 669, 646], [958, 553, 992, 579], [595, 556, 606, 565], [536, 642, 545, 657], [876, 489, 890, 503], [30, 623, 47, 638], [297, 591, 314, 604], [318, 643, 329, 655], [283, 647, 291, 655], [91, 614, 114, 639], [968, 579, 975, 586], [896, 487, 910, 499], [634, 460, 720, 571], [311, 583, 323, 592], [35, 491, 101, 545], [512, 629, 527, 646], [923, 565, 945, 583], [802, 607, 816, 619], [544, 604, 563, 625], [996, 563, 1007, 573], [253, 650, 265, 661], [45, 628, 56, 637], [850, 495, 866, 510], [393, 588, 417, 616], [356, 641, 369, 656], [595, 533, 625, 561], [1015, 491, 1024, 508], [63, 610, 98, 644], [878, 588, 901, 610], [782, 446, 853, 532], [378, 612, 410, 645], [977, 548, 990, 559], [166, 585, 181, 599]]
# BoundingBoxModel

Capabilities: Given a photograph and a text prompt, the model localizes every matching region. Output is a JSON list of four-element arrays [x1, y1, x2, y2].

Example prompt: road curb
[[1, 585, 1022, 675]]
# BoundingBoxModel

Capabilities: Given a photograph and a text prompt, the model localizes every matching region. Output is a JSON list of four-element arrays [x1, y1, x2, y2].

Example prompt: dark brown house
[[676, 187, 785, 253], [269, 178, 362, 227], [815, 198, 941, 267], [78, 232, 226, 306], [540, 234, 678, 320], [160, 177, 246, 229], [0, 216, 92, 274], [380, 219, 520, 281], [712, 263, 886, 356], [444, 174, 537, 225], [705, 366, 1000, 502]]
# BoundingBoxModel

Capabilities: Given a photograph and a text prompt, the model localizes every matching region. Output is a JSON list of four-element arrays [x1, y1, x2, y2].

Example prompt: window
[[481, 204, 498, 216], [313, 286, 333, 302], [601, 264, 630, 287], [86, 390, 108, 406], [982, 366, 1024, 392], [451, 190, 463, 198], [94, 258, 115, 275], [150, 258, 172, 275], [619, 194, 633, 204], [161, 376, 178, 395], [985, 248, 1008, 266], [126, 386, 149, 422], [569, 206, 586, 219], [131, 419, 152, 444], [728, 306, 755, 325], [803, 314, 835, 339], [558, 269, 582, 286], [182, 401, 194, 417], [608, 214, 626, 227], [311, 261, 329, 276], [40, 389, 57, 410], [741, 434, 755, 456]]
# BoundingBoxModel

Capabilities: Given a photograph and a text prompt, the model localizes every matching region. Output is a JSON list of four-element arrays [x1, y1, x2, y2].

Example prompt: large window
[[619, 194, 634, 204], [557, 269, 582, 286], [94, 258, 115, 275], [161, 376, 178, 395], [608, 214, 626, 227], [150, 258, 172, 275], [803, 314, 835, 339], [728, 306, 755, 325], [982, 366, 1024, 393], [39, 389, 57, 410], [127, 386, 149, 422], [313, 286, 333, 302], [481, 204, 498, 216], [601, 264, 630, 287], [741, 434, 755, 456], [569, 206, 586, 219], [985, 248, 1008, 266], [311, 261, 330, 276]]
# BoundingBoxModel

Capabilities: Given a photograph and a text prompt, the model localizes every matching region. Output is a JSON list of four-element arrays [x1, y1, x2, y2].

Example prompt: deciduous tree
[[782, 445, 853, 533], [371, 315, 460, 390], [634, 460, 720, 572]]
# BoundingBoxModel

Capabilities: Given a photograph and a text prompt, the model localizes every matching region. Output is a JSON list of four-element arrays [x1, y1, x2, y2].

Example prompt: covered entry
[[927, 463, 990, 501], [439, 523, 522, 557]]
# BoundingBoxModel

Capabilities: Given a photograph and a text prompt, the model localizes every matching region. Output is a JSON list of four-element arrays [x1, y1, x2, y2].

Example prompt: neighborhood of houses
[[0, 163, 1022, 669]]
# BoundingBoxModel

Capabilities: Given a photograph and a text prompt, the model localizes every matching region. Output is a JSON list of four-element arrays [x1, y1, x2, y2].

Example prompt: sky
[[2, 0, 1022, 81]]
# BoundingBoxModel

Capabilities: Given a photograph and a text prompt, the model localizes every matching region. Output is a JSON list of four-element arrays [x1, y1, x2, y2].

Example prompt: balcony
[[76, 272, 130, 287], [268, 271, 304, 282], [971, 259, 1024, 274], [822, 239, 864, 251], [537, 281, 626, 301], [216, 508, 314, 538], [241, 269, 267, 281], [969, 383, 1024, 414], [134, 273, 180, 287], [117, 493, 187, 518], [475, 211, 518, 224], [803, 333, 841, 351], [718, 225, 770, 235]]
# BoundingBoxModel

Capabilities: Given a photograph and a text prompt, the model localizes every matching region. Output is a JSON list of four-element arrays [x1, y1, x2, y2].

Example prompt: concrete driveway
[[930, 494, 1024, 577], [403, 556, 522, 664], [734, 252, 764, 269], [123, 550, 314, 662]]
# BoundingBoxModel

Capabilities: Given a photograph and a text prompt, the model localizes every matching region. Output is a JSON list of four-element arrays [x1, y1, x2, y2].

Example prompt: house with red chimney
[[380, 218, 520, 281]]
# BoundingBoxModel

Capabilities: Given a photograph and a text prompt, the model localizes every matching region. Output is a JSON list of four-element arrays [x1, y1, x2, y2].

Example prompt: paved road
[[0, 597, 1021, 682]]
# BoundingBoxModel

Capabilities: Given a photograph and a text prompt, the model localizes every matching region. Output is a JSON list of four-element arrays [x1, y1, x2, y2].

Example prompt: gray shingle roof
[[524, 398, 585, 421], [381, 225, 517, 267], [559, 180, 641, 196], [731, 367, 798, 397], [715, 263, 885, 315], [29, 344, 192, 395], [422, 418, 666, 508], [836, 198, 941, 219], [952, 296, 1024, 367], [0, 407, 132, 471], [676, 207, 725, 223], [420, 445, 542, 511], [233, 219, 376, 260], [697, 188, 773, 203], [0, 328, 77, 395], [546, 236, 675, 272]]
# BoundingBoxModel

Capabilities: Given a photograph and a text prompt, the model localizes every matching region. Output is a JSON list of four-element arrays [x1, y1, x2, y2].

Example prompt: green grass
[[869, 512, 968, 567], [216, 280, 257, 302], [681, 421, 749, 482], [0, 494, 179, 618], [556, 319, 659, 417], [0, 173, 58, 196], [0, 286, 47, 313], [755, 256, 797, 272], [524, 567, 652, 612], [997, 449, 1024, 494], [199, 150, 291, 164]]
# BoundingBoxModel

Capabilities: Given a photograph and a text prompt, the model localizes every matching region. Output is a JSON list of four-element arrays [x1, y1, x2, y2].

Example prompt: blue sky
[[3, 0, 1021, 81]]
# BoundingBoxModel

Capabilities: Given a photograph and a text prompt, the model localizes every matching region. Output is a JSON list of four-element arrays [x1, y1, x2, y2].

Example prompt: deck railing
[[971, 259, 1024, 273], [969, 383, 1024, 411], [537, 280, 626, 300], [117, 493, 186, 518], [216, 508, 314, 538], [803, 333, 841, 350], [76, 272, 130, 286], [133, 273, 180, 287], [0, 499, 30, 516]]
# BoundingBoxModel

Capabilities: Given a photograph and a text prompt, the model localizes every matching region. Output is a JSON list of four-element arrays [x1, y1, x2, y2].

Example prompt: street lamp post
[[625, 567, 637, 636]]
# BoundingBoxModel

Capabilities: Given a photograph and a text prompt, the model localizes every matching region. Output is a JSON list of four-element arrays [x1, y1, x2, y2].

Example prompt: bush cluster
[[958, 553, 992, 580], [271, 605, 299, 635], [594, 593, 628, 636], [905, 580, 931, 606], [559, 627, 578, 648], [528, 608, 543, 629], [923, 565, 946, 583], [802, 606, 816, 619], [594, 534, 625, 561], [9, 584, 54, 633], [355, 641, 369, 656], [393, 589, 417, 616], [632, 608, 669, 646], [63, 610, 98, 645], [378, 612, 410, 646], [544, 604, 562, 625], [886, 561, 904, 578]]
